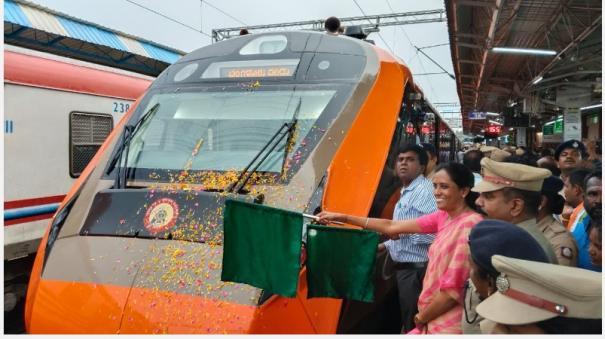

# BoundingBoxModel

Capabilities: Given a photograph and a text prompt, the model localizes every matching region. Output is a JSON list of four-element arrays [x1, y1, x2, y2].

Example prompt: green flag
[[305, 224, 379, 303], [221, 199, 303, 298]]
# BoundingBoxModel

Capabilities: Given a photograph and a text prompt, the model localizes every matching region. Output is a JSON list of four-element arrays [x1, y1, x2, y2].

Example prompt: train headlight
[[239, 35, 288, 55]]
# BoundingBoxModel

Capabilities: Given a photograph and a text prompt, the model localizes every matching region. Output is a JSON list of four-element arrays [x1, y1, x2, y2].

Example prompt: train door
[[334, 83, 416, 334], [369, 83, 419, 219]]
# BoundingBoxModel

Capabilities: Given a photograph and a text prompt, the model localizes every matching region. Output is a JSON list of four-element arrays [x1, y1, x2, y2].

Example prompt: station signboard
[[563, 108, 581, 141], [554, 118, 563, 134], [542, 118, 564, 143], [468, 111, 486, 120]]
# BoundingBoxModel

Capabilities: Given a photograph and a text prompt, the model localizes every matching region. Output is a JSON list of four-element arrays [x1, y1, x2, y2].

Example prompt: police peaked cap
[[554, 139, 588, 160], [469, 219, 550, 277]]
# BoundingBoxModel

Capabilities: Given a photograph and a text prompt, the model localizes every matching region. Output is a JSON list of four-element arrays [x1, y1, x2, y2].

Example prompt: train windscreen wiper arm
[[227, 122, 289, 193], [280, 98, 301, 178], [229, 98, 301, 194], [105, 103, 160, 187]]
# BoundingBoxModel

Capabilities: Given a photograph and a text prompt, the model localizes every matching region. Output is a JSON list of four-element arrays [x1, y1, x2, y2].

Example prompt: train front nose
[[29, 236, 261, 333], [118, 242, 260, 334], [28, 236, 144, 333], [28, 189, 265, 333]]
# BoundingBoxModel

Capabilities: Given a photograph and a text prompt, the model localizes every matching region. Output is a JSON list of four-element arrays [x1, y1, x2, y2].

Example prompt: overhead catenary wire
[[418, 42, 450, 50], [351, 0, 395, 55], [414, 51, 439, 101], [384, 0, 439, 100], [384, 0, 453, 79], [202, 0, 248, 26], [413, 72, 449, 76], [124, 0, 212, 38], [415, 46, 455, 79], [384, 0, 416, 58], [384, 0, 458, 103]]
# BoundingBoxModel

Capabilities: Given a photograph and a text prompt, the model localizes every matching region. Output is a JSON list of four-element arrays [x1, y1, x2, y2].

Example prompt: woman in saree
[[317, 163, 483, 334]]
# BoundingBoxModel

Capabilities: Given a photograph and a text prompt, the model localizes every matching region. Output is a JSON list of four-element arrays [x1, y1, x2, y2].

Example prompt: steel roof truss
[[457, 0, 497, 9], [211, 9, 446, 41]]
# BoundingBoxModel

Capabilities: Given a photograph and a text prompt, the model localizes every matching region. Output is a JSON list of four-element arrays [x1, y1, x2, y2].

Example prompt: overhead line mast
[[211, 9, 446, 42]]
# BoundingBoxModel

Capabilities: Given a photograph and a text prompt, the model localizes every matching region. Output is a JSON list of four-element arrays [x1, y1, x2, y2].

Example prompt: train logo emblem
[[144, 198, 179, 233]]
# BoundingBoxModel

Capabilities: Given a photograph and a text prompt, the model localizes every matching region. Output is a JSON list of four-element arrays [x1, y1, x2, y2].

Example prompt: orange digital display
[[221, 66, 294, 78]]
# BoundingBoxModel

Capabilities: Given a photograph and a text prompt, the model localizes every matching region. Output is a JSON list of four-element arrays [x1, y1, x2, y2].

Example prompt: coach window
[[69, 112, 113, 178]]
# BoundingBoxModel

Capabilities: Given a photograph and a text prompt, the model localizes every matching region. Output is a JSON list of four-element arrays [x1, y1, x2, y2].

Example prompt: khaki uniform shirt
[[516, 219, 559, 264], [537, 215, 578, 266], [479, 319, 502, 334], [461, 280, 483, 334]]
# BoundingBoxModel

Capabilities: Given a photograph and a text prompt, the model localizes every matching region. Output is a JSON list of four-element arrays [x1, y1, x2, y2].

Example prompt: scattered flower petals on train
[[88, 104, 335, 332]]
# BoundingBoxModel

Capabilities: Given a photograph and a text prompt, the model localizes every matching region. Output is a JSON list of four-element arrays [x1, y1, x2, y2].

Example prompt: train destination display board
[[202, 59, 300, 79], [221, 66, 295, 78]]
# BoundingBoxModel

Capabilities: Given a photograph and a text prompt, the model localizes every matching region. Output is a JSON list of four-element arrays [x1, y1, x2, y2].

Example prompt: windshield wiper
[[227, 123, 290, 193], [280, 99, 301, 177], [228, 99, 301, 194], [106, 103, 160, 175], [105, 103, 160, 188]]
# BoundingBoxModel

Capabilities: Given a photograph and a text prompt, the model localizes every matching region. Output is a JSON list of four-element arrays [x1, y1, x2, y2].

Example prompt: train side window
[[69, 112, 113, 178]]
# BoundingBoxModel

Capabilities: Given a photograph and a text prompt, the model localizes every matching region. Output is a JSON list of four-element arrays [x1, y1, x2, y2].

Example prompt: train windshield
[[122, 83, 351, 185]]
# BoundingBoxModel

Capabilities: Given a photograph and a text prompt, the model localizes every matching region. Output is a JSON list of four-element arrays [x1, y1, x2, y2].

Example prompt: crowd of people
[[317, 139, 602, 334], [232, 18, 602, 334]]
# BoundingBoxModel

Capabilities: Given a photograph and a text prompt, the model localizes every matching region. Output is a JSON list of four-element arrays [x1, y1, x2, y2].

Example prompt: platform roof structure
[[4, 0, 186, 76], [445, 0, 602, 134]]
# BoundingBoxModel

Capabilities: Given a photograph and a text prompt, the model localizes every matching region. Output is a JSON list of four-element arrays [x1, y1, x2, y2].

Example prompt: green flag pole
[[302, 213, 344, 225]]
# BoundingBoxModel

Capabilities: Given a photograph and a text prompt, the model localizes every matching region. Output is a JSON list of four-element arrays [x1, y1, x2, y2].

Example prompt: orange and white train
[[4, 45, 152, 311], [24, 31, 460, 333]]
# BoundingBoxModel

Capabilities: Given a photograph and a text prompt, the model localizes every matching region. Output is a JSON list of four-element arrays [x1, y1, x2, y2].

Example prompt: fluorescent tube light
[[488, 120, 503, 126], [491, 47, 557, 56], [532, 76, 543, 85], [580, 103, 602, 111]]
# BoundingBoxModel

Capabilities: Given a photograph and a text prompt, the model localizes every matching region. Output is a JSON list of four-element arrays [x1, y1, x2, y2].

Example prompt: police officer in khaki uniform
[[473, 158, 558, 264], [476, 255, 602, 334], [479, 145, 498, 158], [461, 220, 550, 334], [554, 139, 588, 180], [538, 176, 578, 266], [460, 158, 559, 334], [489, 148, 511, 162]]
